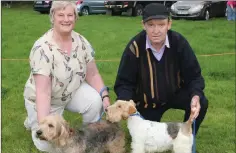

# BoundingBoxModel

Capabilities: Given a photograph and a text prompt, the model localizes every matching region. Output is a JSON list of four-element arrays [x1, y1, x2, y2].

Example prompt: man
[[114, 3, 208, 135]]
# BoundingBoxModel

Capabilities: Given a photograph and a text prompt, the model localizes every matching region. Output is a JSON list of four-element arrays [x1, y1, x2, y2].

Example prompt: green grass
[[2, 5, 235, 153]]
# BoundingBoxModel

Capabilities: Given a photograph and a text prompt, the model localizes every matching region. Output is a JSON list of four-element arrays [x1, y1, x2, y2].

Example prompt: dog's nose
[[105, 108, 108, 112], [36, 130, 42, 136]]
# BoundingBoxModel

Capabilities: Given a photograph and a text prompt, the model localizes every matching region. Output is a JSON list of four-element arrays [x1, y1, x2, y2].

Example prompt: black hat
[[142, 3, 169, 23]]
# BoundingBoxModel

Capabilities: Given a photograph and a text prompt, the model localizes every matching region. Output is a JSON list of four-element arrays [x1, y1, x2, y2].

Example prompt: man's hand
[[191, 95, 201, 121]]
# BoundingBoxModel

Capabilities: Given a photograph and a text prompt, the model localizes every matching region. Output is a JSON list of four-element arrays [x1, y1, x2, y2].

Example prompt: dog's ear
[[129, 100, 136, 106], [57, 122, 70, 146], [128, 105, 136, 115]]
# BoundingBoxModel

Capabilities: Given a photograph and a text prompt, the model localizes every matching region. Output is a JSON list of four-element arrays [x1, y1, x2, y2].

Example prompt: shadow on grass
[[208, 71, 235, 80], [1, 87, 9, 100]]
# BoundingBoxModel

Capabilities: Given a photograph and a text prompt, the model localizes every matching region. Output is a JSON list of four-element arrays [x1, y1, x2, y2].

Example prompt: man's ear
[[168, 19, 172, 30], [142, 20, 146, 30]]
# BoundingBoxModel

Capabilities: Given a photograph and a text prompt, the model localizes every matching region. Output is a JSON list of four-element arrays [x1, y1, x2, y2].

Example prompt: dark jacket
[[114, 30, 205, 109]]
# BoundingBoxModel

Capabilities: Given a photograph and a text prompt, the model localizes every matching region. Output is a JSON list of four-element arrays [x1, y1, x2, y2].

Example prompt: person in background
[[227, 0, 236, 21], [23, 1, 110, 152], [3, 1, 12, 8]]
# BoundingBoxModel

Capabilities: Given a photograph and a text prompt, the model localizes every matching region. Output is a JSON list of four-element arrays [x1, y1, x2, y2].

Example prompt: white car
[[170, 1, 226, 20]]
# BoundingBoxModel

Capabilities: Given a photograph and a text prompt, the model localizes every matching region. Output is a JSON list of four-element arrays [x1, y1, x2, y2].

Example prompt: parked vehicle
[[33, 1, 52, 14], [104, 1, 175, 16], [170, 1, 226, 20], [77, 0, 107, 16], [2, 1, 12, 8], [33, 0, 106, 16]]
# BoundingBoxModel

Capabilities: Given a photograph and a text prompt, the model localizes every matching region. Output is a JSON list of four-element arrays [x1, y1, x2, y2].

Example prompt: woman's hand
[[102, 97, 110, 111], [86, 60, 111, 111]]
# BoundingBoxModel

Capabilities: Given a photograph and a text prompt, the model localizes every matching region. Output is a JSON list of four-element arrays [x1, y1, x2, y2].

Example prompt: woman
[[227, 0, 236, 21], [23, 1, 110, 152]]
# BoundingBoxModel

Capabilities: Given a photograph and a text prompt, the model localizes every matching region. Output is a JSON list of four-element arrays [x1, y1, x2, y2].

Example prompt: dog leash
[[192, 119, 196, 153], [129, 111, 145, 119], [97, 111, 105, 122]]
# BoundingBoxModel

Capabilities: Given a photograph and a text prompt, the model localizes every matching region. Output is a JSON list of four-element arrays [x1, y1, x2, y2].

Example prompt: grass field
[[1, 5, 235, 153]]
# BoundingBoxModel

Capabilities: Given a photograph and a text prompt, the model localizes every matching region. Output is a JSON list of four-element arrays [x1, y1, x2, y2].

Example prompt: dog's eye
[[118, 105, 121, 108], [48, 124, 54, 128]]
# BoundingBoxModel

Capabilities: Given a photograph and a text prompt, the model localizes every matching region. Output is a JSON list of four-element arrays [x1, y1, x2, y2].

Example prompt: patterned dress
[[24, 29, 95, 106]]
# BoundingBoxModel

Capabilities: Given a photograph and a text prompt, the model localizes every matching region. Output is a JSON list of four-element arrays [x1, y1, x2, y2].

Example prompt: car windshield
[[177, 1, 204, 5]]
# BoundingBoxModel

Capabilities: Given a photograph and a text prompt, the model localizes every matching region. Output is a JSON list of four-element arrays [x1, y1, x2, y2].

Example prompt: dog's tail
[[182, 109, 195, 135]]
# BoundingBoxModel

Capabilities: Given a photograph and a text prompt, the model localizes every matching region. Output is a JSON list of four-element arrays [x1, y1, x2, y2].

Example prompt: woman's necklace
[[52, 31, 72, 54]]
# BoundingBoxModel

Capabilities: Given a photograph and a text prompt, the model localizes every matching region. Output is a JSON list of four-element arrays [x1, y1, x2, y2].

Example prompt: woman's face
[[53, 5, 76, 34]]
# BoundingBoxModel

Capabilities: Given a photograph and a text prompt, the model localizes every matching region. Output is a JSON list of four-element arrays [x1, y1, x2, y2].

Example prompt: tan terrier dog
[[36, 114, 125, 153]]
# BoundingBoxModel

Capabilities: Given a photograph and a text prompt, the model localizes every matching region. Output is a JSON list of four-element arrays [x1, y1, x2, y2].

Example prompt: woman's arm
[[85, 60, 110, 109], [34, 74, 52, 122]]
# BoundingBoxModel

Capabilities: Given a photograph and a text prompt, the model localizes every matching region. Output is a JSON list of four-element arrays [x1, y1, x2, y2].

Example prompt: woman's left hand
[[102, 97, 110, 111]]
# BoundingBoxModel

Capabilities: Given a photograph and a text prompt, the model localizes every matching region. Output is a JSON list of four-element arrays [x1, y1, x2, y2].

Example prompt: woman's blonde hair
[[49, 1, 78, 25]]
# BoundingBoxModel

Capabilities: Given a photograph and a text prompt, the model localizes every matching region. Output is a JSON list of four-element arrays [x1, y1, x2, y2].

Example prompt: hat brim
[[143, 15, 168, 23]]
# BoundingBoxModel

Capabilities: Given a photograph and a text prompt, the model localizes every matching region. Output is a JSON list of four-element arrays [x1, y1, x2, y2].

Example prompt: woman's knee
[[82, 92, 103, 122], [79, 82, 103, 113], [89, 92, 103, 111], [83, 88, 103, 122], [69, 82, 103, 122], [31, 130, 53, 152], [67, 82, 103, 113]]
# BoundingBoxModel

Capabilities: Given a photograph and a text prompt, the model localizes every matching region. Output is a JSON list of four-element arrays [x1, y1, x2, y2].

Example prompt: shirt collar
[[46, 28, 77, 51], [146, 34, 170, 51]]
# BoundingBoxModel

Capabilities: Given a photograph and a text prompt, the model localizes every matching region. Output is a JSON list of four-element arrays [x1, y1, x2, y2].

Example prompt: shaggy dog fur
[[36, 115, 125, 153]]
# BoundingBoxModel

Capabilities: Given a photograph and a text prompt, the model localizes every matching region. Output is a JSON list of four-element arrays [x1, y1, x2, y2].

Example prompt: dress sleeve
[[29, 42, 52, 77], [79, 35, 95, 64]]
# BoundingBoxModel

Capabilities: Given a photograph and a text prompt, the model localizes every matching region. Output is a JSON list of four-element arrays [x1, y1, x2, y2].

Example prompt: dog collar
[[130, 111, 145, 119]]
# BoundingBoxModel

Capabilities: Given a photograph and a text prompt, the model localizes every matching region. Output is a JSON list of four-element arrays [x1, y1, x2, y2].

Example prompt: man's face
[[143, 19, 172, 45]]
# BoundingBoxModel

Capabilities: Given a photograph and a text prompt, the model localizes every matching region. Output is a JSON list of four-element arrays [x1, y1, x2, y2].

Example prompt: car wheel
[[39, 11, 48, 14], [171, 17, 179, 20], [111, 10, 122, 16], [106, 9, 112, 15], [204, 9, 210, 20], [81, 7, 89, 16], [132, 4, 143, 16]]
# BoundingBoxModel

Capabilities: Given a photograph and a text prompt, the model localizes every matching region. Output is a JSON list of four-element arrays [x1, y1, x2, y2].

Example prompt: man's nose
[[153, 26, 160, 33]]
